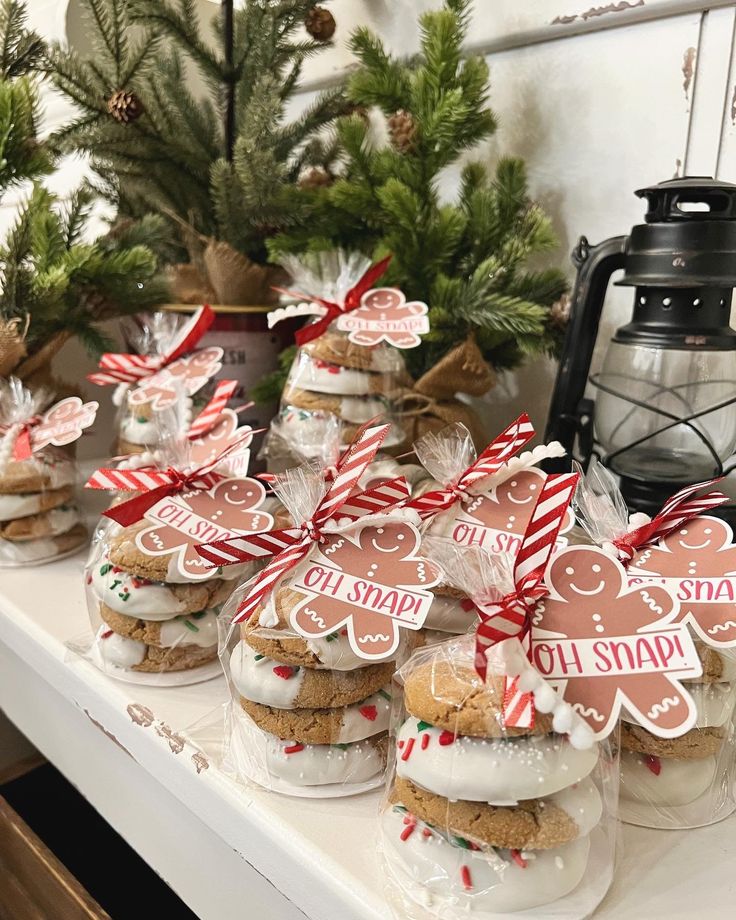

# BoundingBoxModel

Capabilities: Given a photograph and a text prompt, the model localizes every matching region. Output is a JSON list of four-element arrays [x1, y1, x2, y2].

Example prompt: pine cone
[[550, 293, 572, 327], [305, 6, 336, 41], [298, 166, 333, 189], [388, 109, 417, 153], [107, 89, 145, 125]]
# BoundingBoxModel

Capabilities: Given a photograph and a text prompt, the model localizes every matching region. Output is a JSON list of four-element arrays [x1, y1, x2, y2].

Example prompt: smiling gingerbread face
[[548, 549, 616, 601]]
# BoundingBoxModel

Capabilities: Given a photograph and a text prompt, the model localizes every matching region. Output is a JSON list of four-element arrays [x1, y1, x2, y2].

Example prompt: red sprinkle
[[112, 566, 122, 573], [273, 665, 295, 680], [86, 575, 92, 585], [284, 743, 304, 754], [422, 828, 432, 837], [421, 733, 430, 750], [511, 849, 527, 869], [401, 737, 415, 762], [438, 730, 456, 746], [400, 822, 416, 842], [101, 630, 114, 639], [359, 705, 377, 721], [340, 628, 348, 636], [645, 755, 661, 776], [460, 866, 473, 891], [397, 739, 405, 749]]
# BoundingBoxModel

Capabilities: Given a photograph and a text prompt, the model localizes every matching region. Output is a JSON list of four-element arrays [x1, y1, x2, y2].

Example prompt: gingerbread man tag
[[32, 397, 98, 450], [531, 546, 701, 740], [449, 468, 573, 556], [289, 521, 440, 659], [336, 287, 429, 348], [189, 408, 253, 477], [629, 515, 736, 647], [128, 347, 224, 411], [136, 478, 273, 580]]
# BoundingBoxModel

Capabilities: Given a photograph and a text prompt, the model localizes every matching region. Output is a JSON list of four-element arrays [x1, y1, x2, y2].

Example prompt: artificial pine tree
[[0, 0, 167, 384], [270, 0, 568, 411], [49, 0, 347, 305]]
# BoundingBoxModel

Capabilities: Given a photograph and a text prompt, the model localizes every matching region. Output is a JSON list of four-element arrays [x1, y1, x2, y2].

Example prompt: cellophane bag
[[83, 412, 257, 686], [114, 312, 223, 456], [0, 378, 90, 567], [575, 459, 736, 828], [263, 251, 412, 468], [219, 462, 426, 797]]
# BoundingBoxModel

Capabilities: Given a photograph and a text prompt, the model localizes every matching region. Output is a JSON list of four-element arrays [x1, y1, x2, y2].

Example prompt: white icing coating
[[339, 396, 389, 423], [95, 625, 146, 669], [382, 807, 591, 913], [90, 557, 192, 618], [620, 750, 717, 806], [119, 414, 158, 445], [544, 777, 602, 838], [396, 720, 599, 804], [35, 456, 75, 490], [425, 593, 476, 634], [0, 536, 61, 563], [258, 730, 385, 786], [335, 690, 391, 743], [159, 610, 218, 648], [0, 492, 45, 521], [289, 354, 374, 396], [229, 643, 306, 708], [41, 506, 81, 538]]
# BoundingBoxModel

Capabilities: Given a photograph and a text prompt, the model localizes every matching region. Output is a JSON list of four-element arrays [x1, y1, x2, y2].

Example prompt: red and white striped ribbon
[[407, 414, 536, 519], [85, 428, 252, 527], [195, 425, 399, 622], [187, 379, 239, 439], [473, 472, 580, 726], [88, 305, 215, 386], [613, 478, 728, 562], [0, 417, 41, 461]]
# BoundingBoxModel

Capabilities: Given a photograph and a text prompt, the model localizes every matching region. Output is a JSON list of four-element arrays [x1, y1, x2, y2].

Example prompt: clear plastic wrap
[[381, 634, 618, 919], [82, 412, 266, 686], [213, 448, 434, 797], [263, 251, 418, 468], [575, 459, 736, 828], [0, 378, 95, 567]]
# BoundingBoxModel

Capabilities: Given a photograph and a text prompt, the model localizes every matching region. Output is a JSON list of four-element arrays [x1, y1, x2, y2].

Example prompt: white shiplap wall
[[28, 1, 736, 452]]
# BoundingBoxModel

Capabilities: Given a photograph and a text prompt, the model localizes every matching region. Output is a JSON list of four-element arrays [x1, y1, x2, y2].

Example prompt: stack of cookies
[[86, 526, 229, 679], [0, 450, 86, 566], [278, 334, 407, 449], [384, 656, 605, 914], [227, 584, 422, 792], [620, 644, 736, 821]]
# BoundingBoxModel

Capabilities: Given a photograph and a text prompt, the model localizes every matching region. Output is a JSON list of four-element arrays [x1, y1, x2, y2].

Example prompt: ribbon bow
[[85, 430, 253, 528], [187, 379, 239, 439], [87, 305, 216, 386], [407, 414, 536, 519], [471, 473, 579, 729], [277, 256, 392, 347], [196, 423, 410, 622], [609, 479, 729, 563]]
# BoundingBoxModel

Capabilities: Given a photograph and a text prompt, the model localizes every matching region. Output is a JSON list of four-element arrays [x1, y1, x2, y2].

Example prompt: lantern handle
[[543, 234, 627, 469]]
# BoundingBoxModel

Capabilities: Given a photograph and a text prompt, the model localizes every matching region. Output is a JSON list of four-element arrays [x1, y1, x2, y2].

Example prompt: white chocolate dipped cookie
[[99, 604, 219, 649], [0, 505, 80, 541], [286, 353, 379, 396], [88, 555, 230, 619], [94, 624, 217, 673], [0, 452, 75, 493], [119, 412, 158, 447], [395, 720, 599, 804], [620, 750, 717, 807], [382, 807, 591, 914], [0, 523, 87, 565], [0, 485, 74, 522], [249, 728, 387, 788]]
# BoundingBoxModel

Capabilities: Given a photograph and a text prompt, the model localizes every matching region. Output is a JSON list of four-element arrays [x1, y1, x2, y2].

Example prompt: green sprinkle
[[325, 631, 339, 642], [136, 416, 148, 424], [378, 689, 392, 701], [254, 654, 265, 661], [110, 579, 121, 590], [183, 620, 200, 632], [191, 611, 207, 620], [99, 563, 112, 576], [119, 592, 130, 602], [453, 836, 472, 850], [393, 805, 408, 814], [216, 566, 223, 575], [417, 720, 432, 732], [332, 743, 349, 751]]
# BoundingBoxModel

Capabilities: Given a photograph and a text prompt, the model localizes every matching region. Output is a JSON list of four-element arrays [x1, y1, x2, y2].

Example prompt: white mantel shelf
[[1, 529, 736, 919]]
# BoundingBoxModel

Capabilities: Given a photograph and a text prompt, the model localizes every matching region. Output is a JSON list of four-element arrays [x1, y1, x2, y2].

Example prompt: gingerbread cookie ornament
[[630, 515, 736, 647], [336, 287, 429, 348], [532, 546, 702, 740]]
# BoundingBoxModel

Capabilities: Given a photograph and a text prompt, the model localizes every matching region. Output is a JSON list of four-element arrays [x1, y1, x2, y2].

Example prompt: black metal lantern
[[545, 177, 736, 517]]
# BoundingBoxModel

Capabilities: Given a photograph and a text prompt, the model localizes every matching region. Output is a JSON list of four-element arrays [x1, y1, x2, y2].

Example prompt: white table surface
[[1, 510, 735, 919]]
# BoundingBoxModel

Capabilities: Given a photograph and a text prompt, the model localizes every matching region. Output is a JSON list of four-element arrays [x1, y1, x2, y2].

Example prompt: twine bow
[[87, 305, 215, 386], [195, 422, 410, 622], [407, 414, 536, 519], [85, 430, 253, 527], [609, 479, 729, 564], [276, 256, 392, 347]]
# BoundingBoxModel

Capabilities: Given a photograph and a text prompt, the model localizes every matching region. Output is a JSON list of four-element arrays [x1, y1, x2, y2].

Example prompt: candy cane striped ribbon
[[187, 379, 239, 439], [85, 428, 253, 527], [612, 478, 729, 563], [195, 424, 399, 622], [407, 414, 536, 519], [473, 472, 579, 727], [88, 305, 215, 386]]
